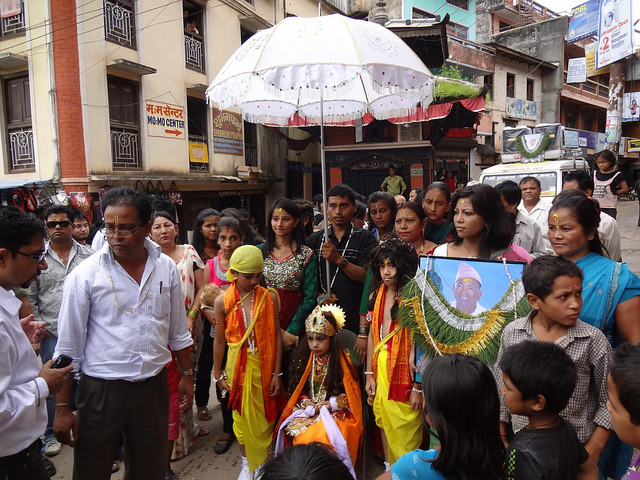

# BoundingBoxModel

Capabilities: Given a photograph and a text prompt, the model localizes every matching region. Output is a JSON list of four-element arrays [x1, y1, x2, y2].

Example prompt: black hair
[[354, 192, 366, 204], [221, 208, 263, 245], [519, 176, 541, 188], [293, 198, 314, 238], [191, 208, 220, 257], [410, 187, 423, 198], [596, 149, 616, 166], [610, 343, 640, 425], [288, 311, 357, 399], [397, 201, 426, 223], [44, 205, 76, 223], [522, 255, 583, 300], [72, 211, 88, 223], [368, 235, 418, 315], [425, 181, 452, 204], [264, 198, 306, 254], [494, 181, 522, 206], [151, 210, 176, 224], [449, 184, 514, 259], [150, 196, 176, 219], [422, 354, 505, 480], [259, 443, 352, 480], [563, 170, 594, 193], [312, 194, 323, 206], [101, 187, 152, 225], [326, 184, 356, 205], [367, 191, 397, 221], [218, 216, 244, 239], [550, 191, 604, 256], [499, 340, 577, 415], [0, 207, 47, 257], [354, 201, 367, 220]]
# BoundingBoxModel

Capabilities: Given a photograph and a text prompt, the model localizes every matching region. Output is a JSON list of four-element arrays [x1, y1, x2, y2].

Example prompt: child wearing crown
[[364, 237, 422, 471], [274, 305, 362, 476]]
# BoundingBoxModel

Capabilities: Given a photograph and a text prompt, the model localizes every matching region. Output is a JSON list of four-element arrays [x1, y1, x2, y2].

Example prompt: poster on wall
[[622, 92, 640, 122], [213, 108, 244, 156], [567, 58, 587, 84], [568, 0, 599, 44], [605, 115, 620, 143], [596, 0, 634, 70]]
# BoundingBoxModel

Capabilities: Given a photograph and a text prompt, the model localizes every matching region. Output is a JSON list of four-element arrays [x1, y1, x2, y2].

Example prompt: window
[[499, 21, 512, 32], [446, 22, 469, 39], [582, 115, 593, 132], [183, 1, 205, 73], [506, 73, 515, 98], [484, 74, 493, 97], [108, 77, 140, 169], [244, 122, 257, 167], [504, 119, 518, 128], [526, 79, 534, 101], [412, 7, 437, 19], [446, 0, 469, 10], [597, 117, 605, 133], [4, 74, 34, 171], [565, 111, 577, 129], [187, 97, 208, 172], [104, 0, 135, 49], [1, 0, 25, 37]]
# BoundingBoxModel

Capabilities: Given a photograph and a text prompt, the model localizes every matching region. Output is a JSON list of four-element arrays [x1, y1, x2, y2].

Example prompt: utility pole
[[604, 60, 626, 163]]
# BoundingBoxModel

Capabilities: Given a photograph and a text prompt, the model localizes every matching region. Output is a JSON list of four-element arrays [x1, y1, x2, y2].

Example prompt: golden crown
[[305, 305, 346, 337]]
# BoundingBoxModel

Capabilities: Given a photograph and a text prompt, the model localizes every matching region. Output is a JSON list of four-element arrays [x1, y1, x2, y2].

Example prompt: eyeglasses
[[46, 220, 71, 229], [15, 250, 47, 262], [104, 225, 143, 238]]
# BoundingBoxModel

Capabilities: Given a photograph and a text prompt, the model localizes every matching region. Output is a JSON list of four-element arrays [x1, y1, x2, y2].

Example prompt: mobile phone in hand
[[52, 354, 73, 369]]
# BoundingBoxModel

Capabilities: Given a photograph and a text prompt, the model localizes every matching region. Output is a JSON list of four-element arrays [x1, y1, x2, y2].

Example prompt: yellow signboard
[[189, 142, 209, 163], [585, 42, 610, 77], [628, 139, 640, 153]]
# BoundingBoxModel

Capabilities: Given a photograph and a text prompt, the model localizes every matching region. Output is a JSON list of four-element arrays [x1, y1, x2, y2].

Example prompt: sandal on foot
[[198, 427, 209, 437], [213, 433, 234, 454], [112, 462, 120, 474], [197, 406, 212, 421]]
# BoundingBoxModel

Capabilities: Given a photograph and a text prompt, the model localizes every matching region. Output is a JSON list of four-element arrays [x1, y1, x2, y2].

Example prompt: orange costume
[[370, 283, 422, 464], [224, 282, 283, 472]]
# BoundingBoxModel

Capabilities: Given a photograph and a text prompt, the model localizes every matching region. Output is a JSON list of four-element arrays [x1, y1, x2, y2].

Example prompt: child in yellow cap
[[213, 245, 283, 480]]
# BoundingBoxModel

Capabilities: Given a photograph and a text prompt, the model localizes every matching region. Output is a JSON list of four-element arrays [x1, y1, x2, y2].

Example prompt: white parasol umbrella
[[206, 13, 434, 295]]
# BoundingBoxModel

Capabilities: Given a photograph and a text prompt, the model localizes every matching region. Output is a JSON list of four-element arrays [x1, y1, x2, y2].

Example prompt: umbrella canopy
[[206, 14, 434, 125]]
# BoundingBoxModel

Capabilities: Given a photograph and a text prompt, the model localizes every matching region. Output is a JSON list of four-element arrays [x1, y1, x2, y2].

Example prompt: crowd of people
[[2, 151, 640, 480]]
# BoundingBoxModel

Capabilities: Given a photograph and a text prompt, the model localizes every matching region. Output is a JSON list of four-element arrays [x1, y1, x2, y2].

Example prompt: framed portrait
[[400, 256, 531, 366]]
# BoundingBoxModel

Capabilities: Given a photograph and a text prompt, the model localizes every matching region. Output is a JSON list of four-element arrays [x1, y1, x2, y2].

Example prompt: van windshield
[[482, 172, 558, 197]]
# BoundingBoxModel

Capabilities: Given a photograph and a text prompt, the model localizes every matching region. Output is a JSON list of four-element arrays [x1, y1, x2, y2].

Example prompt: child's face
[[271, 208, 299, 238], [607, 374, 640, 447], [234, 271, 262, 293], [596, 156, 613, 172], [422, 189, 450, 224], [219, 227, 243, 259], [500, 373, 531, 416], [379, 258, 397, 287], [533, 275, 582, 327], [307, 333, 331, 357], [369, 201, 393, 231]]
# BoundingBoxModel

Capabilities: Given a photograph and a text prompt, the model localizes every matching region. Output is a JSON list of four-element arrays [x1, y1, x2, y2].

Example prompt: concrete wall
[[403, 0, 477, 40]]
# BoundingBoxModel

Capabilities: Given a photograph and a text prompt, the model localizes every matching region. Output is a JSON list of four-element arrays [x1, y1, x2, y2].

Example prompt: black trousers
[[73, 369, 169, 480], [0, 440, 49, 480], [195, 322, 213, 407]]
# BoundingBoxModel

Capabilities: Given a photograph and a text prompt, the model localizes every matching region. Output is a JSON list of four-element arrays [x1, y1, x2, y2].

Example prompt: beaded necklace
[[310, 353, 329, 403], [103, 258, 155, 315], [240, 290, 256, 354]]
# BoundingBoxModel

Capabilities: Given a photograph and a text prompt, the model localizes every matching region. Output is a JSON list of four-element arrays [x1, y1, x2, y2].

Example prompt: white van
[[479, 123, 590, 198]]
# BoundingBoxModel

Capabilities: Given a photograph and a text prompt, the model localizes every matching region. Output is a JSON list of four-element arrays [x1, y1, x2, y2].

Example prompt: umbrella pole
[[320, 89, 332, 298]]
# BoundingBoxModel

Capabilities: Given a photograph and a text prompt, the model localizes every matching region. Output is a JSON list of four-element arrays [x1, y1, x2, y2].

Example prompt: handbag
[[168, 181, 183, 205]]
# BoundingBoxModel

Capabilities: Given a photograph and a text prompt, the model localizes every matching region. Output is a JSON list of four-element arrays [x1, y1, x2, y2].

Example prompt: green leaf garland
[[515, 133, 550, 159]]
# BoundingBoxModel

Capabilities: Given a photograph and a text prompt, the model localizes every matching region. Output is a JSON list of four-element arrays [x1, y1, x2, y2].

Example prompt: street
[[48, 198, 640, 480]]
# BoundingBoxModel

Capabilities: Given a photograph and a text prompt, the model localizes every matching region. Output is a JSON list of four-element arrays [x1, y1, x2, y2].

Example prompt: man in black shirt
[[306, 184, 377, 336]]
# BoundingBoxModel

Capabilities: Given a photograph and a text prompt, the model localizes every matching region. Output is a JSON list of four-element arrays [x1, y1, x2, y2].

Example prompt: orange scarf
[[371, 283, 413, 401], [276, 350, 363, 438], [224, 282, 281, 423]]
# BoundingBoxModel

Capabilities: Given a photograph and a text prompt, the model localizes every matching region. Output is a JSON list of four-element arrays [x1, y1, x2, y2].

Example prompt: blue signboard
[[568, 0, 599, 44]]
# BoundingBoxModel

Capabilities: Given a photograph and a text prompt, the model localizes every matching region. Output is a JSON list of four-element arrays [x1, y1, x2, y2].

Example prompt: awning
[[0, 178, 54, 190]]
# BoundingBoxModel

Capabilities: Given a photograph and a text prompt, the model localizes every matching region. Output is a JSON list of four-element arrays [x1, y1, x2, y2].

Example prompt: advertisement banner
[[628, 139, 640, 153], [605, 115, 620, 143], [622, 92, 640, 122], [568, 0, 599, 44], [146, 100, 185, 139], [586, 42, 611, 76], [596, 0, 634, 69], [567, 58, 587, 84]]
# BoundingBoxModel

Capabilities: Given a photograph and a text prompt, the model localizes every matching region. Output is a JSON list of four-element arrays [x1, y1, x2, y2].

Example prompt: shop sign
[[568, 0, 599, 44], [596, 0, 634, 70], [628, 139, 640, 153], [410, 167, 423, 176], [146, 100, 185, 139], [189, 142, 208, 163], [567, 58, 587, 84], [213, 108, 243, 156]]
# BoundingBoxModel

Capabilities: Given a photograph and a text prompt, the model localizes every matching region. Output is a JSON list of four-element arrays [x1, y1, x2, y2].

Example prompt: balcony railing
[[184, 31, 204, 73], [563, 72, 609, 100], [104, 0, 135, 49], [1, 1, 25, 37], [8, 127, 34, 171], [111, 128, 140, 169]]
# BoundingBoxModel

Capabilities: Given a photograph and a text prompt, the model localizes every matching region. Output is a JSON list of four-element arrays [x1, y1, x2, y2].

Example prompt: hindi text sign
[[146, 100, 185, 139], [213, 108, 244, 156]]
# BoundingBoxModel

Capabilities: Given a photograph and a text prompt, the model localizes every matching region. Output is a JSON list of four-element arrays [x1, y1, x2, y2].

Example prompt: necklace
[[203, 247, 217, 256], [240, 290, 256, 354], [526, 419, 560, 430], [461, 241, 478, 258], [310, 353, 329, 403], [319, 224, 355, 293], [103, 258, 155, 315]]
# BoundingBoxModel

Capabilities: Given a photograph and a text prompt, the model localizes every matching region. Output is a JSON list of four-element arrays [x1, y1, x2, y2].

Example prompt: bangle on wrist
[[364, 371, 374, 375], [357, 334, 368, 339], [213, 371, 227, 383], [358, 325, 370, 335], [273, 372, 283, 377], [500, 432, 508, 437], [56, 403, 69, 408], [411, 387, 423, 393]]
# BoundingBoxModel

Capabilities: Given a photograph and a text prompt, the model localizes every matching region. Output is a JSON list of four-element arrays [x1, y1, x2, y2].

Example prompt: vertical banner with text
[[596, 0, 634, 69]]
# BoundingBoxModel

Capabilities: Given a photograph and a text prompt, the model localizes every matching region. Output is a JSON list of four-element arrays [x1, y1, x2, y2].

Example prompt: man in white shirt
[[53, 188, 193, 480], [495, 181, 546, 258], [0, 207, 72, 479], [518, 176, 553, 254], [562, 170, 622, 261]]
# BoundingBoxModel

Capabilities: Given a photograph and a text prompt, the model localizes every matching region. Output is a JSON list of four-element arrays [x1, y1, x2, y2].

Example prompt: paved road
[[47, 199, 640, 479]]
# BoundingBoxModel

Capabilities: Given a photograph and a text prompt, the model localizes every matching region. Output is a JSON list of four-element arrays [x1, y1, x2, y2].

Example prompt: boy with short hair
[[608, 343, 640, 460], [494, 255, 613, 464], [500, 340, 598, 479]]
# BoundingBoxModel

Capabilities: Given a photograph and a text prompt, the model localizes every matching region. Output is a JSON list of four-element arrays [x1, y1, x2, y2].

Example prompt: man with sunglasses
[[0, 206, 73, 479], [53, 187, 193, 480], [26, 205, 93, 460]]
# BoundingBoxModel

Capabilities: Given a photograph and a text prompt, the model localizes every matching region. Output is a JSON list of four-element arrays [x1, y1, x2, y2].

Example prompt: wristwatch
[[183, 369, 194, 376], [339, 258, 348, 268]]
